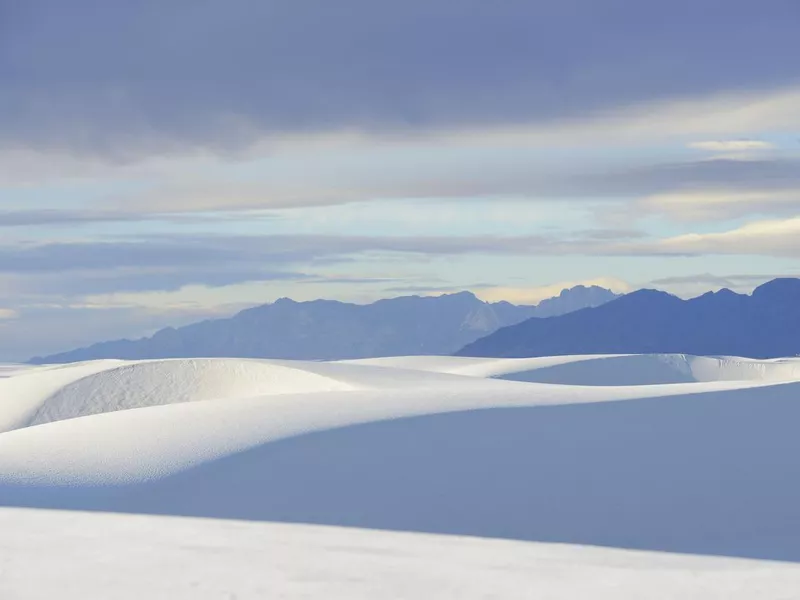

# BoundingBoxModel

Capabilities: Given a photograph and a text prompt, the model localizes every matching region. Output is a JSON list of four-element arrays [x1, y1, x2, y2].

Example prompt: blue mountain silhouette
[[458, 279, 800, 359], [31, 286, 618, 363]]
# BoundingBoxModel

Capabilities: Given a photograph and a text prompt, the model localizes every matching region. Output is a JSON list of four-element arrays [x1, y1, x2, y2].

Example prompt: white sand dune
[[2, 354, 800, 565], [3, 507, 800, 600], [6, 353, 783, 434], [0, 363, 39, 377], [0, 357, 494, 433], [0, 359, 130, 432], [3, 352, 800, 599], [346, 353, 800, 384]]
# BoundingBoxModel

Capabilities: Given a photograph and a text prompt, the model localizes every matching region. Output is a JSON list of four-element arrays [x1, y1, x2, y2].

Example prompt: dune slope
[[2, 355, 800, 562], [0, 357, 491, 432], [4, 507, 800, 600]]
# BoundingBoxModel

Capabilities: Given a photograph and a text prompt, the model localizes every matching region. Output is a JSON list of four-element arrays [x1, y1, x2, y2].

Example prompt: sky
[[1, 0, 800, 360]]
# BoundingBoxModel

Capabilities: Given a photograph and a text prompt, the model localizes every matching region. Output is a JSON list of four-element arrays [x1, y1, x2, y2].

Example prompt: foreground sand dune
[[2, 354, 800, 560], [2, 354, 800, 597], [4, 507, 800, 600]]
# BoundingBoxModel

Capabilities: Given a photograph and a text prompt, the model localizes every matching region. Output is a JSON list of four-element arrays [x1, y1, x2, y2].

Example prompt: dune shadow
[[496, 355, 695, 385], [3, 383, 800, 563]]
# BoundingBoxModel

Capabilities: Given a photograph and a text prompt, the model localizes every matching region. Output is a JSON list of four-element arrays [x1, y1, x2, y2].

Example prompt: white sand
[[3, 354, 800, 597]]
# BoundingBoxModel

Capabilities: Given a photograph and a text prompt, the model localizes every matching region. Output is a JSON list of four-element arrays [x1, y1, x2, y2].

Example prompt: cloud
[[617, 217, 800, 257], [638, 188, 800, 223], [381, 284, 495, 295], [0, 226, 654, 279], [377, 278, 632, 304], [686, 139, 778, 162], [649, 272, 796, 288], [688, 140, 775, 152], [0, 217, 797, 326], [0, 308, 18, 320], [0, 210, 146, 227], [0, 209, 222, 227], [600, 158, 800, 196], [0, 154, 797, 242], [101, 155, 800, 219], [10, 268, 314, 297], [644, 272, 800, 299], [0, 234, 557, 277], [3, 1, 800, 157], [0, 234, 560, 312], [2, 219, 797, 287], [11, 153, 799, 229], [475, 278, 632, 305], [3, 85, 800, 198]]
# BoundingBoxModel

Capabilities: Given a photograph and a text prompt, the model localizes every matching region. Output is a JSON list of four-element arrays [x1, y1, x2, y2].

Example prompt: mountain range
[[31, 285, 618, 364], [459, 278, 800, 359]]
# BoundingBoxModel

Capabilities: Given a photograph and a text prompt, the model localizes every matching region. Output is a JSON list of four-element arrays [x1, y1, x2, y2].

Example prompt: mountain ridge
[[458, 278, 800, 359], [31, 285, 619, 364]]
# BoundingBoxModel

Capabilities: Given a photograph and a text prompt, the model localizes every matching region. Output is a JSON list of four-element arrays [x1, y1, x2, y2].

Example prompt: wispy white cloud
[[688, 140, 775, 152], [649, 272, 799, 291], [627, 217, 800, 257], [0, 308, 18, 320], [475, 278, 631, 305], [638, 188, 800, 222]]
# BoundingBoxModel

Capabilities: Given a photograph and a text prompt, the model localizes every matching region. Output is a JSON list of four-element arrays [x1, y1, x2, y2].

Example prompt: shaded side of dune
[[3, 382, 799, 562]]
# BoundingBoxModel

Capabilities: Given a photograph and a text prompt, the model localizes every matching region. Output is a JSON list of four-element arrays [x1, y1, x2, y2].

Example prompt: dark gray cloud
[[0, 209, 193, 227], [14, 157, 800, 227], [1, 235, 422, 274], [579, 159, 800, 196], [0, 210, 142, 227], [0, 234, 557, 274], [2, 0, 799, 155], [15, 269, 313, 296], [0, 231, 637, 305], [5, 221, 800, 284], [578, 159, 800, 223], [0, 240, 233, 273], [1, 221, 797, 303], [0, 209, 279, 227]]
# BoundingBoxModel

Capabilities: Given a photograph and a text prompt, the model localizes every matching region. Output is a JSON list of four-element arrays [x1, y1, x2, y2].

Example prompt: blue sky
[[2, 0, 800, 360]]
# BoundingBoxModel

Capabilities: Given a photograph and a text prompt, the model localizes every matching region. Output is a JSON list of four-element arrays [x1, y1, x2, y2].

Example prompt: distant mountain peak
[[273, 297, 298, 305], [31, 285, 619, 364], [560, 284, 600, 295], [714, 288, 738, 297], [608, 288, 678, 306], [458, 277, 800, 359], [534, 285, 621, 318], [752, 277, 800, 298], [555, 284, 619, 298], [439, 290, 480, 301], [626, 288, 676, 298]]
